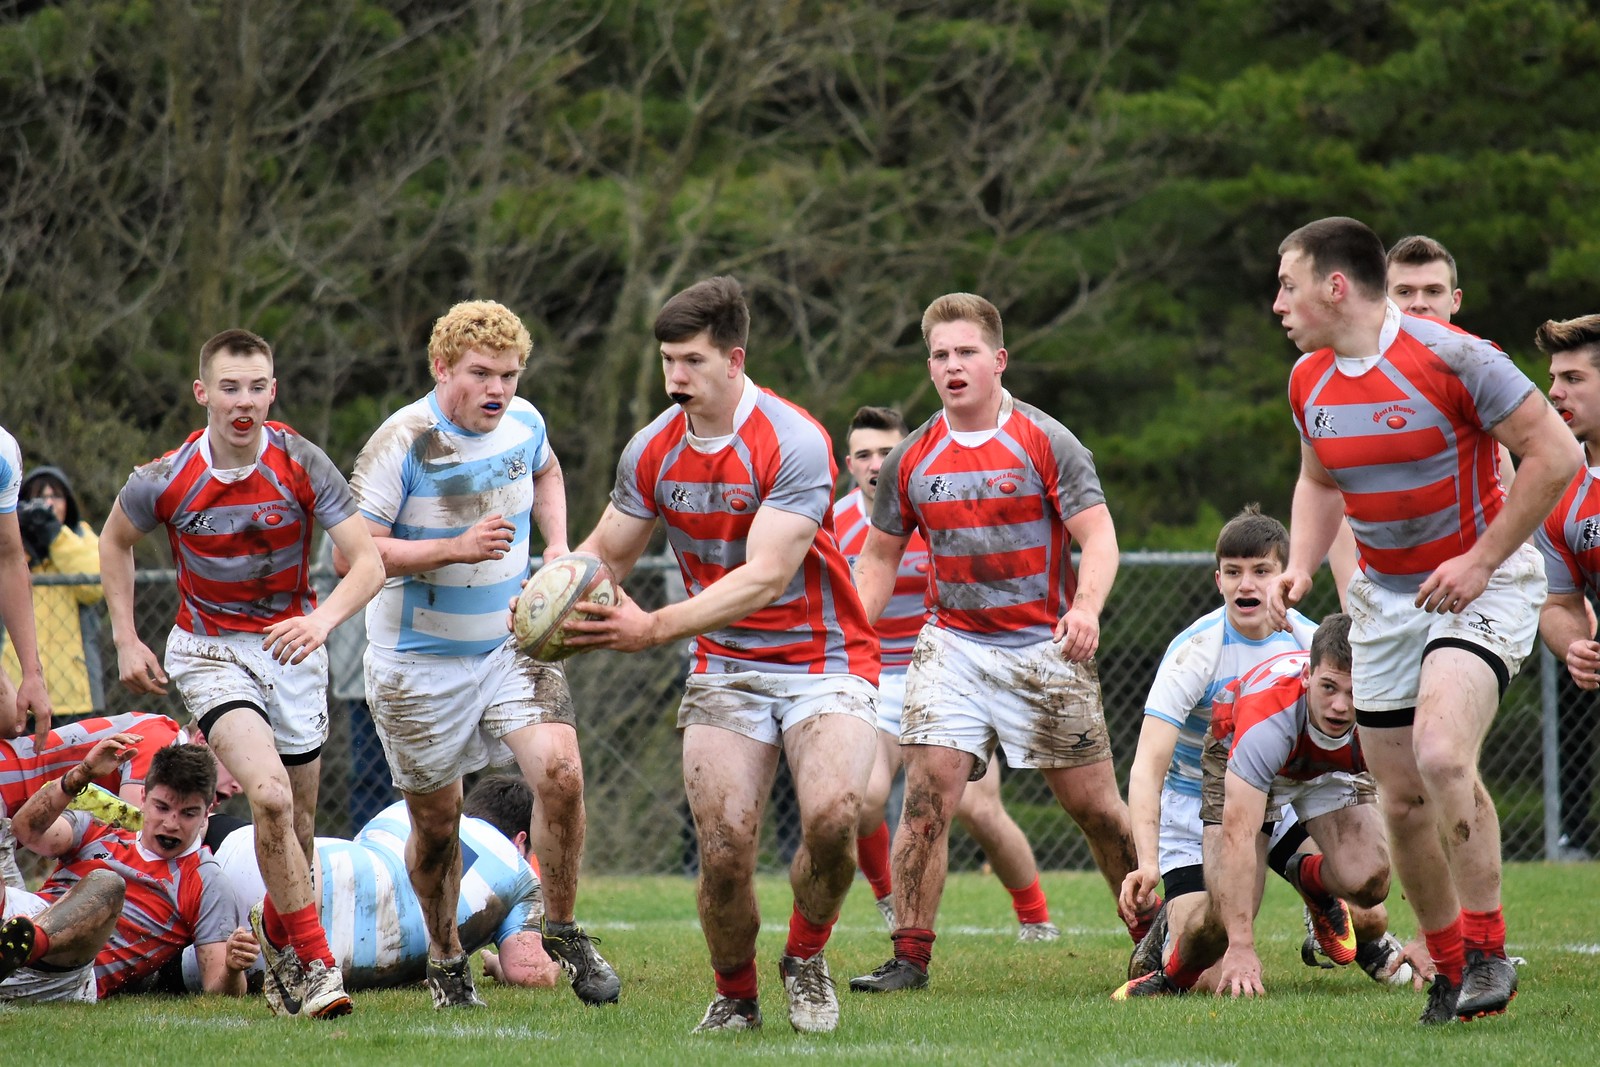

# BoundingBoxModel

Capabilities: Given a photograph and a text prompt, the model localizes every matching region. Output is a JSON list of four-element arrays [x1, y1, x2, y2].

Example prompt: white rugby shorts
[[676, 670, 877, 745], [165, 626, 330, 758], [364, 638, 574, 794], [1268, 770, 1378, 825], [1348, 541, 1543, 712], [874, 670, 906, 738], [1159, 785, 1305, 877], [901, 624, 1111, 778]]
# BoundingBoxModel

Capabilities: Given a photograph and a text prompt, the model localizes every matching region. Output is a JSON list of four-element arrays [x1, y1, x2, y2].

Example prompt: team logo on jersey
[[180, 512, 215, 534], [927, 476, 955, 500], [1373, 404, 1415, 430], [1311, 409, 1337, 437], [251, 503, 293, 528], [721, 487, 756, 513], [668, 485, 693, 511], [986, 472, 1023, 495], [1581, 518, 1600, 549], [507, 456, 528, 481]]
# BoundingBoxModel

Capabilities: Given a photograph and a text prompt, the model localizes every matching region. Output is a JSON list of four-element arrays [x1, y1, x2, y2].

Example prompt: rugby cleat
[[1018, 920, 1061, 943], [250, 901, 307, 1018], [542, 918, 620, 1005], [0, 914, 37, 983], [301, 958, 354, 1019], [1112, 969, 1180, 1001], [1455, 949, 1518, 1020], [1128, 902, 1170, 981], [1418, 973, 1460, 1025], [1354, 933, 1414, 987], [692, 994, 762, 1032], [1300, 906, 1335, 968], [1286, 855, 1356, 966], [848, 957, 928, 993], [426, 952, 487, 1009], [779, 953, 839, 1033]]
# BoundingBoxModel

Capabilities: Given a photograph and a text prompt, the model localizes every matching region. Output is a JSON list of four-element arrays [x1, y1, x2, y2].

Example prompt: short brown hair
[[654, 276, 749, 352], [848, 405, 908, 438], [1309, 613, 1352, 674], [1386, 234, 1458, 289], [1534, 315, 1600, 372], [462, 774, 532, 848], [921, 293, 1003, 351], [198, 329, 273, 380], [146, 743, 218, 805], [428, 300, 532, 371], [1279, 217, 1387, 301], [1215, 504, 1289, 568]]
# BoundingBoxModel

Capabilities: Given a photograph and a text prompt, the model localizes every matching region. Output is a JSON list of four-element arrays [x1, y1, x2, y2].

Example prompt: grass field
[[3, 864, 1596, 1066]]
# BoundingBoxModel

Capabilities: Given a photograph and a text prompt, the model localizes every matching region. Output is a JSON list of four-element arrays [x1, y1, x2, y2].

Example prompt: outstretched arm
[[0, 510, 51, 743]]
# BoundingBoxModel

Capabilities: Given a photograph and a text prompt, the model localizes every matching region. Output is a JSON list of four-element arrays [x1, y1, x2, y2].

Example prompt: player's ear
[[726, 346, 746, 377], [995, 347, 1008, 372], [193, 379, 207, 406]]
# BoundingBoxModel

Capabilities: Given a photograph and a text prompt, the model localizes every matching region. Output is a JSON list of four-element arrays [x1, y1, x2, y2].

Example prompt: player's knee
[[697, 820, 760, 880], [1412, 729, 1474, 789], [533, 752, 584, 800], [801, 803, 858, 858], [1347, 865, 1390, 908], [247, 777, 295, 825], [79, 867, 127, 912]]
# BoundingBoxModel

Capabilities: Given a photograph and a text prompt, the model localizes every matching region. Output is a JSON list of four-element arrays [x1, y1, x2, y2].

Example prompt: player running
[[100, 328, 384, 1019], [848, 292, 1144, 994], [836, 404, 1061, 940], [565, 276, 880, 1034], [1267, 217, 1580, 1023]]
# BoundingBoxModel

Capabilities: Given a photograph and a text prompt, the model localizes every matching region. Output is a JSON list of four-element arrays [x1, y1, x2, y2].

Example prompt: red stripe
[[1315, 426, 1449, 469], [180, 520, 307, 558], [935, 546, 1047, 585], [674, 509, 756, 542], [1357, 533, 1462, 576], [938, 602, 1053, 633], [1342, 477, 1457, 523], [921, 494, 1045, 529]]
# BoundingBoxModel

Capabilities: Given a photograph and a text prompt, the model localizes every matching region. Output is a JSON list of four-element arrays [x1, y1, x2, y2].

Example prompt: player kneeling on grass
[[1115, 614, 1394, 1000], [1, 738, 256, 1003]]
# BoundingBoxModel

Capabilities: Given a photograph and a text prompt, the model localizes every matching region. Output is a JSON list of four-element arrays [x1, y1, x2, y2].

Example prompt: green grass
[[5, 864, 1597, 1065]]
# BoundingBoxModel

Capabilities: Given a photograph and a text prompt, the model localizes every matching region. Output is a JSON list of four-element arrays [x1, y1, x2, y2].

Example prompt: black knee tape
[[1424, 637, 1511, 698], [1162, 863, 1206, 901], [1356, 705, 1416, 729], [1267, 822, 1310, 878], [280, 746, 322, 767], [197, 700, 269, 740]]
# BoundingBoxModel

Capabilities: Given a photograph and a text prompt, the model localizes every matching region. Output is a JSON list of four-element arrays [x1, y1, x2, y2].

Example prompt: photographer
[[2, 467, 104, 719]]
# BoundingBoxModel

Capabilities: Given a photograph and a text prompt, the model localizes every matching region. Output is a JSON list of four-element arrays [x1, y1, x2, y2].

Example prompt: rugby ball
[[514, 552, 617, 661]]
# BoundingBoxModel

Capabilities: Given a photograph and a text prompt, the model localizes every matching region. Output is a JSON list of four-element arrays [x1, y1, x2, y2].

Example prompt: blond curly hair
[[428, 300, 533, 371]]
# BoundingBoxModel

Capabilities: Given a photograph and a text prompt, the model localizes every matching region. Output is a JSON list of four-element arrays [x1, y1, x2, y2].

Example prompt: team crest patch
[[1311, 409, 1337, 437], [927, 476, 955, 500], [507, 456, 527, 480], [668, 485, 693, 511], [1581, 517, 1600, 549], [181, 512, 215, 533]]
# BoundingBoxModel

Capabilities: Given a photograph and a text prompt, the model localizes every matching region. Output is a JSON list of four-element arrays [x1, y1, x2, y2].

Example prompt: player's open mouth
[[231, 418, 253, 431], [1560, 409, 1573, 423], [669, 392, 692, 405], [483, 402, 502, 413], [1235, 596, 1261, 609], [154, 834, 181, 851]]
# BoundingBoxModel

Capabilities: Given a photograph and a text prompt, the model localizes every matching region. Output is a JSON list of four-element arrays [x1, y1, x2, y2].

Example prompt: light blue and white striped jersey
[[0, 427, 21, 513], [1143, 606, 1317, 797], [351, 393, 552, 656], [213, 802, 539, 990]]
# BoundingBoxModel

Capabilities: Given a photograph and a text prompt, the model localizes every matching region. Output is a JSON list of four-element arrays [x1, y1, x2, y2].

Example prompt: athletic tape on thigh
[[196, 700, 270, 740], [1423, 637, 1511, 698]]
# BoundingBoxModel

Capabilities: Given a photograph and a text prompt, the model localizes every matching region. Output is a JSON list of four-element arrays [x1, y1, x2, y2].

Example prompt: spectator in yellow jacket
[[2, 467, 104, 717]]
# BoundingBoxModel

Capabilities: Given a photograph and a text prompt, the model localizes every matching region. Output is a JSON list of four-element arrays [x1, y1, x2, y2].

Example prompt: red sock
[[714, 958, 759, 1000], [1128, 894, 1164, 943], [1461, 906, 1507, 957], [1007, 877, 1050, 925], [526, 851, 541, 879], [892, 927, 936, 971], [1164, 936, 1207, 990], [1424, 918, 1466, 984], [857, 822, 893, 899], [268, 897, 335, 968], [27, 924, 51, 964], [1295, 854, 1333, 904], [785, 905, 835, 960]]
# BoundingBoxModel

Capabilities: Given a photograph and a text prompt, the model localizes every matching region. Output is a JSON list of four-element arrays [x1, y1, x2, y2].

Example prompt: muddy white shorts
[[677, 670, 877, 746], [364, 638, 573, 794], [874, 670, 906, 737], [165, 627, 329, 759]]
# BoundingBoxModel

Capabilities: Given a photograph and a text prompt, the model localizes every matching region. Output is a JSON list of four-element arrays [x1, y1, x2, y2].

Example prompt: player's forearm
[[12, 765, 82, 853], [312, 549, 385, 630], [369, 533, 471, 576], [98, 527, 143, 645], [1473, 443, 1580, 569], [1214, 818, 1261, 947], [852, 529, 909, 624], [1287, 474, 1344, 576], [531, 460, 570, 556], [648, 559, 792, 644], [1127, 724, 1176, 869], [1070, 534, 1118, 618], [0, 548, 43, 676], [1540, 598, 1593, 658]]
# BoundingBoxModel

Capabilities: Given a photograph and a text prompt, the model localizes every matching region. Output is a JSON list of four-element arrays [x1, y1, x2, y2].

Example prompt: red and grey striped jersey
[[611, 381, 879, 680], [117, 423, 358, 635], [1214, 652, 1366, 793], [1535, 466, 1600, 598], [1289, 308, 1534, 594], [40, 813, 236, 998], [832, 487, 929, 671], [872, 392, 1105, 647], [0, 712, 180, 819]]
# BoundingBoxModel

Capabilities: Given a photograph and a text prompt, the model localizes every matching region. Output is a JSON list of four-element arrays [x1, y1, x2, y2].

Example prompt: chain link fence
[[9, 555, 1595, 870]]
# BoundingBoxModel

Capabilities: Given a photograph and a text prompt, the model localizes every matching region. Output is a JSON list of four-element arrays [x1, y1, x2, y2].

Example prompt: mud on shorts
[[1348, 541, 1543, 723], [900, 623, 1112, 781], [166, 626, 329, 760], [364, 637, 574, 794], [1161, 782, 1304, 899], [676, 670, 878, 745]]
